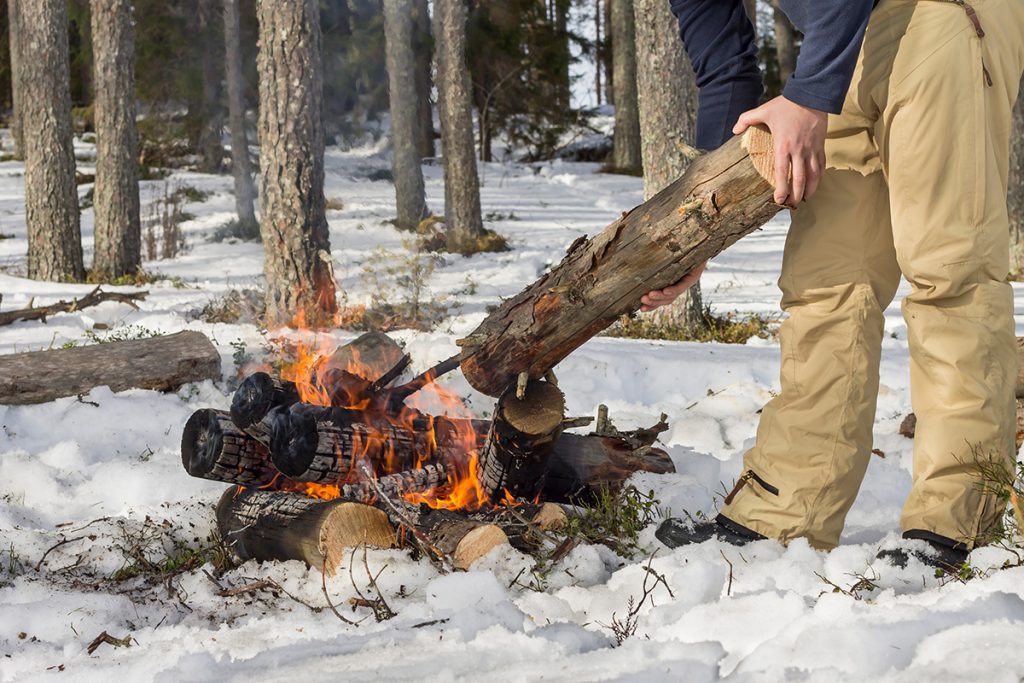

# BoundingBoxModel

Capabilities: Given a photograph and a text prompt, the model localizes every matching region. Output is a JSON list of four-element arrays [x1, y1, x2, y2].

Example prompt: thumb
[[732, 106, 765, 135]]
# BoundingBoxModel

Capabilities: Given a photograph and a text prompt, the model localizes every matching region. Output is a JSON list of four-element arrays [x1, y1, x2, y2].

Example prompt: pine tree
[[91, 0, 142, 278], [6, 0, 22, 159], [768, 0, 797, 85], [223, 0, 259, 238], [19, 0, 84, 281], [635, 0, 704, 333], [610, 0, 641, 173], [256, 0, 337, 326], [434, 0, 484, 253], [383, 0, 428, 230]]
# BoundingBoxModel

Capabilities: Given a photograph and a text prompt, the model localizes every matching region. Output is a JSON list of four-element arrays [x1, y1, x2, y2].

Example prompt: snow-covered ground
[[2, 138, 1024, 683]]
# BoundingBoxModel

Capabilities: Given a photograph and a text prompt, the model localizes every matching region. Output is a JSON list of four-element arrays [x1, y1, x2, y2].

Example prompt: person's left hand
[[732, 95, 828, 207], [640, 262, 706, 312]]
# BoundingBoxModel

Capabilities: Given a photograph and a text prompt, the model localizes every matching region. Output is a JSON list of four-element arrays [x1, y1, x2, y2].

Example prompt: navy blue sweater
[[668, 0, 874, 149]]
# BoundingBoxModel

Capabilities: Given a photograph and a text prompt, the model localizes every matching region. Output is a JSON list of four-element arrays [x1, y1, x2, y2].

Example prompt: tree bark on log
[[458, 126, 779, 397], [0, 331, 221, 405], [543, 432, 676, 503], [216, 487, 396, 575], [419, 508, 508, 570], [183, 409, 277, 486], [477, 379, 565, 501]]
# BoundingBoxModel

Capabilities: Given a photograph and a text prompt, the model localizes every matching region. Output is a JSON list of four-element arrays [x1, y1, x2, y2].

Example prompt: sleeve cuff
[[781, 80, 845, 115]]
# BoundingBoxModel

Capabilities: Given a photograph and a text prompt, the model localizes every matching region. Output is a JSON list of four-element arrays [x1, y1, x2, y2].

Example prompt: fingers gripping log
[[458, 126, 780, 397]]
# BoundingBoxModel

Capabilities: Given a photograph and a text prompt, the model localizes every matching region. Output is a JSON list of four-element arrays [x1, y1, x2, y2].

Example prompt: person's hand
[[732, 95, 827, 206], [640, 262, 706, 312]]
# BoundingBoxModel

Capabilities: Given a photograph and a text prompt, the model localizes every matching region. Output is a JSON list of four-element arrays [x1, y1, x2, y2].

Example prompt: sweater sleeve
[[778, 0, 873, 114], [668, 0, 763, 150]]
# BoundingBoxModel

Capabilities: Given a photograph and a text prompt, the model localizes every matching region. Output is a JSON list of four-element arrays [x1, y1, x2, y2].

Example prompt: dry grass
[[606, 309, 779, 344]]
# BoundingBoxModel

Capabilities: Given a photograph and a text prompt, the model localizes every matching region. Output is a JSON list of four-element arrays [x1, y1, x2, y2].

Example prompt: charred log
[[216, 486, 396, 575], [181, 409, 277, 487], [477, 379, 565, 501]]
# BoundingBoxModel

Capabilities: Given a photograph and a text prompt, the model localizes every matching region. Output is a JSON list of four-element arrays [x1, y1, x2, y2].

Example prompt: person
[[646, 0, 1024, 569]]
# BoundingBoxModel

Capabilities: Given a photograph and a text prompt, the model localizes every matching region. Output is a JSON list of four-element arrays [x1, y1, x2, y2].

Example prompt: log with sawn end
[[215, 486, 396, 575], [458, 126, 780, 397]]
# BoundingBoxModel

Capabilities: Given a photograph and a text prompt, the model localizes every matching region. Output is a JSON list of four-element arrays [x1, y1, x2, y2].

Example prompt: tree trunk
[[769, 0, 797, 86], [256, 0, 337, 327], [216, 487, 395, 575], [744, 0, 758, 39], [553, 0, 572, 112], [90, 0, 141, 279], [459, 126, 779, 397], [223, 0, 259, 239], [196, 0, 225, 173], [634, 0, 705, 333], [433, 0, 484, 254], [0, 330, 221, 404], [6, 0, 23, 159], [412, 0, 434, 159], [1009, 79, 1024, 274], [610, 0, 641, 173], [383, 0, 429, 231], [594, 0, 602, 106], [18, 0, 84, 282], [603, 0, 613, 105]]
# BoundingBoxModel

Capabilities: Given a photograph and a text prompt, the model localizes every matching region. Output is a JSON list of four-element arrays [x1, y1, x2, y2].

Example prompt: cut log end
[[230, 372, 298, 429], [182, 409, 277, 487], [741, 124, 776, 188], [216, 487, 396, 576], [422, 511, 509, 570], [319, 502, 397, 573], [502, 379, 566, 436]]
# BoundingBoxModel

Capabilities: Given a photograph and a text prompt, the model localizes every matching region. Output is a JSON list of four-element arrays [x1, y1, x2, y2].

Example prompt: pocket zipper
[[723, 469, 780, 505]]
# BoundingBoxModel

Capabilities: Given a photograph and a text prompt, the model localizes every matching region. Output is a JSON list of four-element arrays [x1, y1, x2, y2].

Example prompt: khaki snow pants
[[721, 0, 1024, 550]]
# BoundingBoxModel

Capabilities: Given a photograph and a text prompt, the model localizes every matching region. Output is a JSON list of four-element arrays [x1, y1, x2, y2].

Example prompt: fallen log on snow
[[457, 126, 780, 397], [0, 330, 221, 405], [216, 487, 396, 575], [0, 285, 147, 326]]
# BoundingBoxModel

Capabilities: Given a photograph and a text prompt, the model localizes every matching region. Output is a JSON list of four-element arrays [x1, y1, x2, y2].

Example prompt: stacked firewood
[[180, 332, 675, 574]]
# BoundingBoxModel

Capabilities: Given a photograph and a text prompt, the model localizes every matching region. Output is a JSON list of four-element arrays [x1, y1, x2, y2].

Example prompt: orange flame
[[266, 325, 491, 512]]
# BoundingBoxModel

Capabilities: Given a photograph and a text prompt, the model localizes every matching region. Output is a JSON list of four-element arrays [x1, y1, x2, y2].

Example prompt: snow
[[2, 136, 1024, 683]]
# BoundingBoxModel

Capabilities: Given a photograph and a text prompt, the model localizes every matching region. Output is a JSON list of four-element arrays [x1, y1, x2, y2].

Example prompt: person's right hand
[[640, 262, 706, 312]]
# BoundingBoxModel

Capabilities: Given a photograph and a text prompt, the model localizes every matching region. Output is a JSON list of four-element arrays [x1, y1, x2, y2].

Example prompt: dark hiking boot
[[876, 530, 969, 572], [656, 514, 766, 549]]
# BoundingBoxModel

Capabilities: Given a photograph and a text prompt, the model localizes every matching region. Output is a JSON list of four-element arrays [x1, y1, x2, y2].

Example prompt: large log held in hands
[[0, 330, 221, 405], [458, 126, 780, 397]]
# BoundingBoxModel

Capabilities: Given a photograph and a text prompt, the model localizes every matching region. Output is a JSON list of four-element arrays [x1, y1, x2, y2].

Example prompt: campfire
[[180, 331, 676, 574]]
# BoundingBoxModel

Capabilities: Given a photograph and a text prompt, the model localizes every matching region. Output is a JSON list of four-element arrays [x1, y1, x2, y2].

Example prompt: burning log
[[230, 332, 409, 429], [216, 486, 396, 575], [457, 126, 780, 397], [0, 330, 221, 405], [477, 379, 565, 501], [418, 508, 509, 570], [181, 409, 277, 487], [268, 403, 436, 482], [336, 463, 449, 502]]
